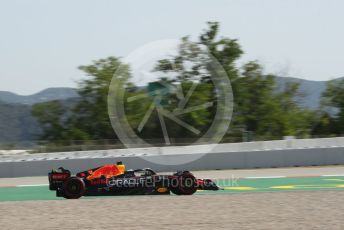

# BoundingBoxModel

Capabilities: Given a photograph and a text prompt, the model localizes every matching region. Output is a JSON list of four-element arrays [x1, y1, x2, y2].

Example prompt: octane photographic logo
[[108, 39, 233, 165], [106, 176, 240, 189]]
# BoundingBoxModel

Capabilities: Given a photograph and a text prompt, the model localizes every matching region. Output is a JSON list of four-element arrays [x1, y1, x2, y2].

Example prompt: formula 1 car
[[48, 162, 220, 199]]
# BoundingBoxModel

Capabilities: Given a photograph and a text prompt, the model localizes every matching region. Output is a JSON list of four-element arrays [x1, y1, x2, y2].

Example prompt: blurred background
[[0, 0, 343, 154]]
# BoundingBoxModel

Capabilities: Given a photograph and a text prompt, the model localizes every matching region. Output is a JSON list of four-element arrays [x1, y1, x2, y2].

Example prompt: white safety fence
[[1, 137, 344, 178]]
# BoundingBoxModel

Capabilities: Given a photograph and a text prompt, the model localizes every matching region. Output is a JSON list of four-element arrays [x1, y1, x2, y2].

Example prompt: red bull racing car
[[48, 162, 220, 199]]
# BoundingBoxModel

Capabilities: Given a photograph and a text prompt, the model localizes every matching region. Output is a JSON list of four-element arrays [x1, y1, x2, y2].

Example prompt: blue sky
[[0, 0, 343, 95]]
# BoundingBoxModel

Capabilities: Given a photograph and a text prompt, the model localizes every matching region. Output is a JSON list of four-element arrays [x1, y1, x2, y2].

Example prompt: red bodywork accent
[[86, 164, 124, 180], [197, 179, 205, 189], [51, 173, 69, 180], [89, 178, 109, 185]]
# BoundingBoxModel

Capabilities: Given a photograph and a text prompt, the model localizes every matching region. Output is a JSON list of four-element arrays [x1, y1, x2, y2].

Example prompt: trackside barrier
[[1, 145, 344, 178]]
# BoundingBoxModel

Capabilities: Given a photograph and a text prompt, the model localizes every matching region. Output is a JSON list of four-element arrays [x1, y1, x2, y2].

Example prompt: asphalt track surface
[[1, 166, 344, 202], [1, 175, 344, 202], [1, 166, 344, 229]]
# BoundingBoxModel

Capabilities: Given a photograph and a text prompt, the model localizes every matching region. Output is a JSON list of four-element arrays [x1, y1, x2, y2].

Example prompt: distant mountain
[[0, 87, 79, 145], [0, 102, 41, 145], [275, 76, 344, 109], [275, 77, 327, 109], [0, 87, 78, 105]]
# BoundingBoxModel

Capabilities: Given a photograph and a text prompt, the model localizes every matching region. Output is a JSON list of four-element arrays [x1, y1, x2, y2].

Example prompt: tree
[[148, 22, 243, 143], [32, 22, 316, 145], [31, 101, 67, 141], [32, 57, 130, 142], [68, 57, 129, 140], [231, 61, 314, 140], [319, 79, 344, 134]]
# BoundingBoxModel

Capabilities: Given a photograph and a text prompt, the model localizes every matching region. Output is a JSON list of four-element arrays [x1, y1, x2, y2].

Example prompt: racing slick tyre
[[171, 172, 197, 195], [62, 177, 85, 199]]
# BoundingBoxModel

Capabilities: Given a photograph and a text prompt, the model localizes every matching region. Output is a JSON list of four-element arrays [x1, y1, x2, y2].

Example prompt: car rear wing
[[48, 167, 71, 190]]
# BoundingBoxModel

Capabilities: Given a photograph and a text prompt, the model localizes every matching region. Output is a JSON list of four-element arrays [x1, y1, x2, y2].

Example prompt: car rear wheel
[[62, 177, 85, 199]]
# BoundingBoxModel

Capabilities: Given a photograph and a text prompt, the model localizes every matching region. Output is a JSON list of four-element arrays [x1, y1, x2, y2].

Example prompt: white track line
[[16, 184, 49, 187], [244, 176, 287, 179], [321, 174, 344, 177]]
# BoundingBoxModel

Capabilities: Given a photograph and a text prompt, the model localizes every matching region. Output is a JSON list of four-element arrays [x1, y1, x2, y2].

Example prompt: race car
[[48, 161, 221, 199]]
